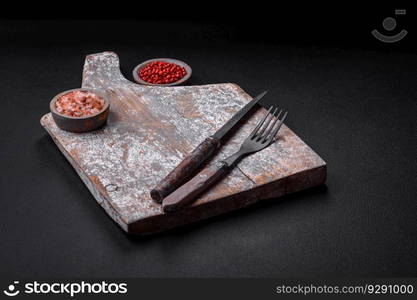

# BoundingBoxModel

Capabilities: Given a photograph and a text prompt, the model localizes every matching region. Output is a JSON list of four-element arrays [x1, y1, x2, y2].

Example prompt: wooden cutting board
[[40, 52, 326, 234]]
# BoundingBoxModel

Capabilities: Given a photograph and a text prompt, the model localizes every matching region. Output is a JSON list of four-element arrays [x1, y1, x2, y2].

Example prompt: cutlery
[[162, 106, 288, 212], [150, 91, 268, 203]]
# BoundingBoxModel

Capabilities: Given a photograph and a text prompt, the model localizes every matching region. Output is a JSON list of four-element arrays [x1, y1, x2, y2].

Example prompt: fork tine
[[268, 111, 288, 143], [255, 107, 276, 140], [261, 108, 282, 142], [249, 106, 273, 138]]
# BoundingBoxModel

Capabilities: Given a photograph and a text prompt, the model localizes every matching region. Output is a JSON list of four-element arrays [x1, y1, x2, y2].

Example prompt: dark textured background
[[1, 6, 416, 278]]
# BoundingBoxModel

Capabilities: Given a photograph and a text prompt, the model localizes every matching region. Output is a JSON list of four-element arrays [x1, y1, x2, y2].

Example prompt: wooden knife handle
[[162, 162, 229, 212], [150, 136, 221, 203]]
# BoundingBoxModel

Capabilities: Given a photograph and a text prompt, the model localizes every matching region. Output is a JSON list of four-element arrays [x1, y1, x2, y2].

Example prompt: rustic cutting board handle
[[150, 136, 221, 203], [162, 162, 229, 212]]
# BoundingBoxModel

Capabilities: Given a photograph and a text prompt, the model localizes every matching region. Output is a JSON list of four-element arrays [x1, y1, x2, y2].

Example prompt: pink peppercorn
[[139, 61, 187, 84]]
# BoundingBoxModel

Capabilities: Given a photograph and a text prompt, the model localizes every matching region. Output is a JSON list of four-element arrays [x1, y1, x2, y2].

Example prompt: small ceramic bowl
[[50, 88, 110, 133], [132, 58, 192, 86]]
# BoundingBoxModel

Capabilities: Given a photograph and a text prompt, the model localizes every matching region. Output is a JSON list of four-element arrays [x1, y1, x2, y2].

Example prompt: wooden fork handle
[[162, 162, 229, 212], [150, 136, 221, 203]]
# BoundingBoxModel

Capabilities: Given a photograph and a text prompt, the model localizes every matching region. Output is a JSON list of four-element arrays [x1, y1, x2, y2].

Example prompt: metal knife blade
[[212, 90, 268, 140], [150, 90, 268, 202]]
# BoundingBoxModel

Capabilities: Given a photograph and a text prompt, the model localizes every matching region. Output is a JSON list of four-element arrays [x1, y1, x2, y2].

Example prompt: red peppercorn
[[139, 60, 187, 84]]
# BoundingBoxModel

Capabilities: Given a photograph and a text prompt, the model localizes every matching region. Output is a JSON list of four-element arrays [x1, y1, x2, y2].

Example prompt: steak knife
[[150, 91, 268, 202]]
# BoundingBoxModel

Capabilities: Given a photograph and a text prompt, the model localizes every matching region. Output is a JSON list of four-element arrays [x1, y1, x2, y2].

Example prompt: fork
[[162, 106, 288, 212]]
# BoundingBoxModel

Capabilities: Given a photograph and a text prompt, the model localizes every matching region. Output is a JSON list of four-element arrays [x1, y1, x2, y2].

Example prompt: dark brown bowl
[[50, 88, 110, 133]]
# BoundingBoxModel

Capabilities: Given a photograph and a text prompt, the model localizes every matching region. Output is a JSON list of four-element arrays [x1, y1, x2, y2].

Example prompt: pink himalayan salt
[[56, 90, 105, 117]]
